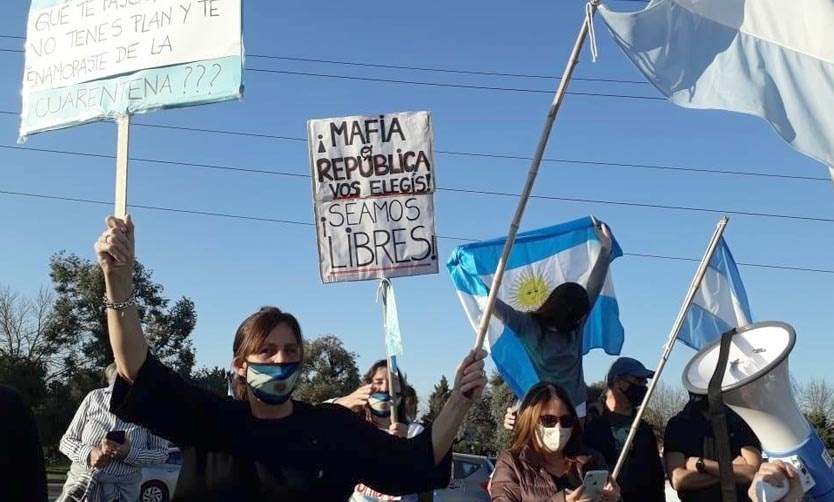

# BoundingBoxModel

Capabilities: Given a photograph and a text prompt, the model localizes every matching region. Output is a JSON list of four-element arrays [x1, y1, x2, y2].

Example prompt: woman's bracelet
[[103, 291, 136, 311]]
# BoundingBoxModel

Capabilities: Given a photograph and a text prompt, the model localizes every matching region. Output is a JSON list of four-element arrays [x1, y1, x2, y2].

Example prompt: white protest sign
[[308, 111, 438, 283], [20, 0, 243, 138]]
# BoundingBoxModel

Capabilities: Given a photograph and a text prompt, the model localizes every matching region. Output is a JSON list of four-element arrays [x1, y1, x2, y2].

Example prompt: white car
[[140, 447, 181, 502], [434, 453, 494, 502]]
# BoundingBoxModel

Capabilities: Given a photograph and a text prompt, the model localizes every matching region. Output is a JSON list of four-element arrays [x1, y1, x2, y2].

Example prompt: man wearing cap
[[583, 357, 667, 502]]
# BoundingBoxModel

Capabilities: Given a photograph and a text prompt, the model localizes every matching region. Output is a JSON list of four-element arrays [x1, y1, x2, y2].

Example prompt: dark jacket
[[583, 411, 666, 502], [111, 353, 451, 501], [0, 385, 48, 502], [490, 444, 606, 502]]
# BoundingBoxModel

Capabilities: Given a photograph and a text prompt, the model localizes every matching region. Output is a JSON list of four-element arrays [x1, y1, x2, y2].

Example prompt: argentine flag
[[599, 0, 834, 168], [447, 217, 624, 397], [678, 237, 752, 350]]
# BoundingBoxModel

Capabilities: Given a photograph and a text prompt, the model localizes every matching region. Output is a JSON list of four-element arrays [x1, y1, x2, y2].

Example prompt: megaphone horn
[[682, 321, 834, 501]]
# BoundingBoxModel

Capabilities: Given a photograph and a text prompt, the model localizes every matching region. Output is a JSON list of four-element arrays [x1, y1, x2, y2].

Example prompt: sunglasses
[[539, 414, 576, 428]]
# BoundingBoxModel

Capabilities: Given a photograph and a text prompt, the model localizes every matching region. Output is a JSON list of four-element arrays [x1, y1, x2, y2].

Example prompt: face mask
[[622, 382, 648, 407], [368, 392, 402, 418], [245, 362, 300, 405], [535, 425, 572, 453]]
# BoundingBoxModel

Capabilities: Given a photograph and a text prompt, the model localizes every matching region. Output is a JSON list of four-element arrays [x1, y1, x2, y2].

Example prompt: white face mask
[[536, 425, 572, 452]]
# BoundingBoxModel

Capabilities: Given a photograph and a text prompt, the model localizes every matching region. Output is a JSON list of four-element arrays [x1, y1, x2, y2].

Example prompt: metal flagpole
[[612, 216, 729, 479], [472, 1, 600, 351]]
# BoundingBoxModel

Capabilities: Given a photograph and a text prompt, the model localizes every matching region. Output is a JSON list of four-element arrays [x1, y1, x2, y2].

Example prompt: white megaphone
[[682, 321, 834, 501]]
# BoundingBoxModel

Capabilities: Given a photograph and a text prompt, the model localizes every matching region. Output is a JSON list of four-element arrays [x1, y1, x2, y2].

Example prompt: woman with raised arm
[[94, 215, 487, 502]]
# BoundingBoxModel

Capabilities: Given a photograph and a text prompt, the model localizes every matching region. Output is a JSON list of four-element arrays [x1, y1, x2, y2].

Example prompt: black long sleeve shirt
[[0, 385, 48, 502], [110, 354, 451, 501]]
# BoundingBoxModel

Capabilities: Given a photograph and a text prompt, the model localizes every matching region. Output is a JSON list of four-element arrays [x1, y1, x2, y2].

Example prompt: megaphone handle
[[709, 328, 740, 502]]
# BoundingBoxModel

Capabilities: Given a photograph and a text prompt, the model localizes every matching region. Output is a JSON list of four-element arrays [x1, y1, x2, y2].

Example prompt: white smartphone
[[582, 470, 609, 501]]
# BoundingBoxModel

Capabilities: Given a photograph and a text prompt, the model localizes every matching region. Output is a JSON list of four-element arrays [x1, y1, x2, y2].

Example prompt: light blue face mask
[[245, 362, 301, 405], [368, 392, 402, 418]]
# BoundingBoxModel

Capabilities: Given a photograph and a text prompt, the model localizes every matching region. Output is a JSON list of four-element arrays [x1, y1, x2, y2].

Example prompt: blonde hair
[[104, 363, 118, 383]]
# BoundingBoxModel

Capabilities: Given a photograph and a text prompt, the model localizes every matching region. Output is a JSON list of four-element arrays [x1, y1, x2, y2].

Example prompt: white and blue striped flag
[[679, 237, 752, 350], [599, 0, 834, 168], [447, 217, 624, 397]]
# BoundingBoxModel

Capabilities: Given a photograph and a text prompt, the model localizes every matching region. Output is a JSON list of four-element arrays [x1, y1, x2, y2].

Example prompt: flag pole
[[472, 1, 600, 352], [612, 216, 729, 479], [115, 115, 131, 218], [380, 279, 400, 424]]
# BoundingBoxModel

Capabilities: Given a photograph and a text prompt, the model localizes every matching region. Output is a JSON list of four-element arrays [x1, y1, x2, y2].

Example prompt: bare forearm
[[586, 246, 611, 306], [703, 459, 758, 484], [431, 392, 470, 464], [105, 275, 147, 381], [671, 468, 719, 491]]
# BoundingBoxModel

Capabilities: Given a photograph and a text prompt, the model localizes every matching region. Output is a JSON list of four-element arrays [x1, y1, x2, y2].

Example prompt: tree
[[643, 381, 688, 438], [0, 286, 60, 384], [47, 252, 197, 378], [489, 373, 516, 452], [587, 380, 606, 405], [422, 376, 452, 425], [457, 388, 496, 455], [294, 335, 361, 403], [805, 411, 834, 450], [798, 378, 834, 423], [191, 366, 230, 397]]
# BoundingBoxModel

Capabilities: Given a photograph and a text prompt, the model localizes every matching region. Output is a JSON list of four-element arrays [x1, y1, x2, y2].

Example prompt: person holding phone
[[490, 381, 621, 502], [57, 363, 169, 502], [95, 214, 488, 501]]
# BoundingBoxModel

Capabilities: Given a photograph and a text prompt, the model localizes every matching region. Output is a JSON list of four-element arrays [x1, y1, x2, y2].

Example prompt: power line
[[1, 187, 831, 275], [1, 114, 825, 183], [0, 46, 663, 101], [438, 186, 834, 225], [247, 67, 666, 100], [0, 144, 308, 178], [246, 54, 649, 85], [0, 32, 649, 86], [3, 143, 834, 225]]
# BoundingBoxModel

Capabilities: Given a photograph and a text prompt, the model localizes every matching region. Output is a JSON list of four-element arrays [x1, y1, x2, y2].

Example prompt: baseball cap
[[606, 357, 656, 387]]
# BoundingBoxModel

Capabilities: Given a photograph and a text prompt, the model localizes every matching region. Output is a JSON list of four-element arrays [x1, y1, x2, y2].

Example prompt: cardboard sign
[[20, 0, 243, 138], [308, 111, 438, 283]]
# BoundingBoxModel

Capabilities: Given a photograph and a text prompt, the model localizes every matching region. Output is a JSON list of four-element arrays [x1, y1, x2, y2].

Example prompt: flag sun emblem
[[508, 268, 551, 311]]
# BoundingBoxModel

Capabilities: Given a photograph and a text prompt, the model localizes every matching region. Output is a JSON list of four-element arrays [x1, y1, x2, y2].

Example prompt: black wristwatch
[[695, 457, 706, 473]]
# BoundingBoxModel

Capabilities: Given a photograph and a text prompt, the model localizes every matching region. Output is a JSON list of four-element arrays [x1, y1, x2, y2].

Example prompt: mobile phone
[[106, 430, 126, 444], [582, 470, 609, 501]]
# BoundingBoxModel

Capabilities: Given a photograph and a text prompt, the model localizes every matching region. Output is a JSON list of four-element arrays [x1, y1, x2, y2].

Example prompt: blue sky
[[1, 0, 832, 407]]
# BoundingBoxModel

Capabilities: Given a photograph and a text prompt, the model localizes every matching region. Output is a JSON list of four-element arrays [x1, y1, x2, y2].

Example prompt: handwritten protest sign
[[20, 0, 243, 139], [308, 111, 438, 283]]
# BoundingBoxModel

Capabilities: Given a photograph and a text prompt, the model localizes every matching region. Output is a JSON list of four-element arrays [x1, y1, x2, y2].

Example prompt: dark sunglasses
[[539, 414, 576, 428]]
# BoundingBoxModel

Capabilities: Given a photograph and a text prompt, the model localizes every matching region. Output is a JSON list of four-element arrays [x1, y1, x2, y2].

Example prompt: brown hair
[[363, 359, 390, 384], [361, 359, 409, 423], [532, 282, 590, 330], [510, 382, 584, 458], [230, 306, 304, 400]]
